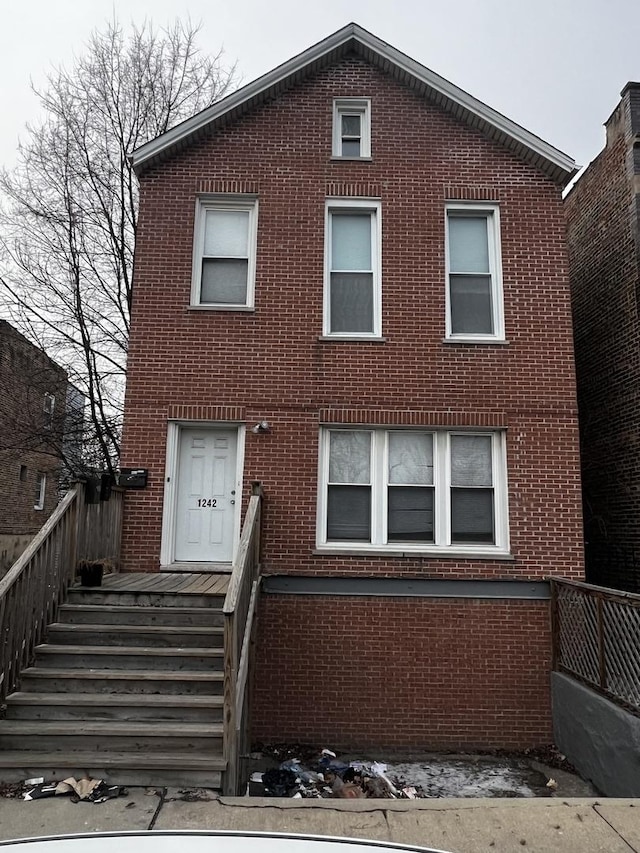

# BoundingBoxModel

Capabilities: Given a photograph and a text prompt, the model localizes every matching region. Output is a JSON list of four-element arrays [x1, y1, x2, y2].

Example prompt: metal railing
[[551, 577, 640, 713], [0, 482, 124, 704], [222, 482, 263, 795]]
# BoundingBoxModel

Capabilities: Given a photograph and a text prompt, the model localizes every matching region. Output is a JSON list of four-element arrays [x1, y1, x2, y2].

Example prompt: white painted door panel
[[174, 428, 237, 562]]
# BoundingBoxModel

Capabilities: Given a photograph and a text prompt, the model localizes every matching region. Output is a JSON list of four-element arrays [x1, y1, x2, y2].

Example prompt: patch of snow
[[382, 758, 547, 798]]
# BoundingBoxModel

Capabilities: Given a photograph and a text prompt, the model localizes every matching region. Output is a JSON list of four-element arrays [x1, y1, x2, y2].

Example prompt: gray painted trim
[[262, 575, 550, 599], [131, 23, 576, 182]]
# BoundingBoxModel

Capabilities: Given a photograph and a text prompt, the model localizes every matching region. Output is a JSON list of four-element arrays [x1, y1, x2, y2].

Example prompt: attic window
[[333, 99, 371, 158]]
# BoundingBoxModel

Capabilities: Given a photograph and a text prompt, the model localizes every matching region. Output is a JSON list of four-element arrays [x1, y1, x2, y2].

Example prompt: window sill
[[187, 305, 255, 313], [330, 156, 373, 162], [318, 336, 386, 343], [442, 337, 509, 346], [313, 547, 514, 561]]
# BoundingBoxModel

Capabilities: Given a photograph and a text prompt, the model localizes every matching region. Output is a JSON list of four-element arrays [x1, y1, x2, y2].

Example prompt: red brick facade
[[565, 83, 640, 591], [122, 35, 583, 748], [0, 321, 68, 570]]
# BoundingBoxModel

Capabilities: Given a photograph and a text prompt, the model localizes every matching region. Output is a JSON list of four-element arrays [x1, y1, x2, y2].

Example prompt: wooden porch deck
[[95, 572, 230, 596]]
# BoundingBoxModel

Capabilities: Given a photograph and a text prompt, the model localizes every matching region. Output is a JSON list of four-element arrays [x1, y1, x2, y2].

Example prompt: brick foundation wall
[[252, 596, 553, 749]]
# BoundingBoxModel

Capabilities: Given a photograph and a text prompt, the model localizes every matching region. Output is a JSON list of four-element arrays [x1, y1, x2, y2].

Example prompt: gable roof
[[131, 23, 576, 185]]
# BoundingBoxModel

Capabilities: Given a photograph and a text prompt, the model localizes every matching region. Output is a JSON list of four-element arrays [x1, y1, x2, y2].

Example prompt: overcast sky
[[1, 0, 638, 173]]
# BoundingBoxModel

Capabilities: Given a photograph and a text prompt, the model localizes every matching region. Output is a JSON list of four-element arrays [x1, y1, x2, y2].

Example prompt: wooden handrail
[[223, 496, 261, 615], [0, 487, 79, 600], [0, 480, 125, 705], [222, 486, 263, 795]]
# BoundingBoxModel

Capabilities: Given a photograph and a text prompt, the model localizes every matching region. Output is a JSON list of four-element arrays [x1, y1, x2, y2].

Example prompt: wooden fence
[[0, 482, 124, 704], [222, 482, 263, 796], [551, 577, 640, 713]]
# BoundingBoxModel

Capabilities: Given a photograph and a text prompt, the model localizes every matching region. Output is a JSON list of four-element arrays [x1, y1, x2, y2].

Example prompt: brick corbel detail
[[318, 408, 508, 428], [444, 185, 501, 202], [197, 179, 259, 195], [167, 404, 246, 422], [326, 182, 381, 198]]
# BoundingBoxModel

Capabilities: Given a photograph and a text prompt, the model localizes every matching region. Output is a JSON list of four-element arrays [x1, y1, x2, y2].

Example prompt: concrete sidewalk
[[1, 792, 639, 853]]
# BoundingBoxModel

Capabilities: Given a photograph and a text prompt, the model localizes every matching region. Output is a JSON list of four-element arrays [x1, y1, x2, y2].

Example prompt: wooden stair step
[[19, 667, 223, 695], [0, 720, 224, 752], [57, 603, 222, 627], [0, 751, 226, 787], [5, 692, 224, 722], [7, 692, 223, 707], [46, 623, 224, 648], [0, 720, 223, 736], [65, 589, 224, 609], [35, 644, 224, 671]]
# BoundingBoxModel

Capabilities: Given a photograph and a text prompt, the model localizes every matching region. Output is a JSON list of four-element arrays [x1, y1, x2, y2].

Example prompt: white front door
[[174, 427, 238, 562]]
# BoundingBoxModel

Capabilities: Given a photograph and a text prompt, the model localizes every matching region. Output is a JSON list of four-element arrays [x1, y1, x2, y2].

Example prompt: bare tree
[[0, 19, 237, 474]]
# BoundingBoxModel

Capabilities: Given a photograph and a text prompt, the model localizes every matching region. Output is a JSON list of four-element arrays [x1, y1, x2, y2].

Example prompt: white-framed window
[[191, 197, 258, 308], [317, 428, 509, 553], [324, 199, 382, 337], [43, 393, 55, 430], [34, 472, 46, 510], [445, 203, 504, 341], [332, 99, 371, 158]]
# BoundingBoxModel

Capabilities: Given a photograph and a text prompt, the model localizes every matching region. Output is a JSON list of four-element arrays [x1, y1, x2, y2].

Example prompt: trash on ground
[[255, 749, 425, 799], [23, 776, 128, 804], [250, 746, 572, 799]]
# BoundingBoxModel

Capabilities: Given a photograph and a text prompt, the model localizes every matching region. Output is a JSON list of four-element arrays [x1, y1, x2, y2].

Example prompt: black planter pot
[[78, 561, 104, 587]]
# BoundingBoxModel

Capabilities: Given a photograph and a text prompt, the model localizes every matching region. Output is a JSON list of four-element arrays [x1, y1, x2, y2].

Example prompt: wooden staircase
[[0, 481, 263, 794], [0, 573, 230, 788]]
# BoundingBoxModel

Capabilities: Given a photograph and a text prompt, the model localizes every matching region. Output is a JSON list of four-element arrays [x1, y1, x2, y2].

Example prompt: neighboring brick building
[[122, 24, 584, 749], [565, 83, 640, 593], [0, 320, 69, 571]]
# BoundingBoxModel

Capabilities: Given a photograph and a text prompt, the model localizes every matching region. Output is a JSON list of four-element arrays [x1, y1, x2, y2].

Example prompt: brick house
[[122, 24, 584, 750], [0, 320, 70, 571], [565, 83, 640, 593]]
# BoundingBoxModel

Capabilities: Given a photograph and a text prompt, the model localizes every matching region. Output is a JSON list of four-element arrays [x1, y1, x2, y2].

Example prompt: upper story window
[[191, 197, 258, 308], [324, 199, 382, 338], [43, 393, 55, 430], [332, 99, 371, 158], [34, 472, 46, 510], [445, 203, 504, 342], [317, 428, 509, 554]]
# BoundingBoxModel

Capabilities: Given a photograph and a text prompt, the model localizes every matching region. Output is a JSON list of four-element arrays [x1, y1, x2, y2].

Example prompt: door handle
[[230, 499, 235, 505]]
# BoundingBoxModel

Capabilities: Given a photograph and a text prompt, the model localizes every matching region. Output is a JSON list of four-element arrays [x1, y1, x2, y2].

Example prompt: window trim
[[317, 428, 509, 555], [191, 195, 258, 309], [34, 472, 46, 510], [445, 202, 505, 343], [323, 198, 382, 339], [43, 392, 55, 430], [332, 98, 371, 158]]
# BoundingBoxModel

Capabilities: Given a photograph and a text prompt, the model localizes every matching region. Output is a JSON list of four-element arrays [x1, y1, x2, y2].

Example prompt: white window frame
[[323, 198, 382, 338], [445, 203, 505, 342], [332, 98, 371, 158], [34, 472, 46, 510], [191, 196, 258, 309], [317, 428, 509, 555], [43, 392, 55, 430]]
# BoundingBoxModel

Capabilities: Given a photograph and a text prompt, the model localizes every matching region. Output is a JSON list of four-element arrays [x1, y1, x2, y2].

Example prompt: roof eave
[[131, 22, 575, 184]]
